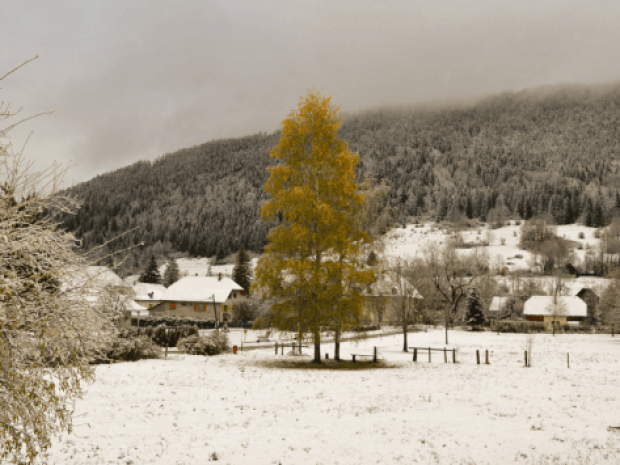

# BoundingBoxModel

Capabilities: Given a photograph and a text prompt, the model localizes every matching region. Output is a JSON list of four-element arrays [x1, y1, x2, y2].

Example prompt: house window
[[170, 303, 176, 310]]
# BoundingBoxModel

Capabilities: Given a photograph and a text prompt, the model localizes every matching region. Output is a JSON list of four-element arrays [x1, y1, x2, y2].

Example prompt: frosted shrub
[[97, 334, 161, 363], [177, 331, 230, 356]]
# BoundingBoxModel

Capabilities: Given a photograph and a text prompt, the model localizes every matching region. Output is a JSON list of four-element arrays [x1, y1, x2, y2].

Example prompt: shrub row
[[495, 321, 547, 333], [136, 316, 218, 329], [134, 316, 254, 330]]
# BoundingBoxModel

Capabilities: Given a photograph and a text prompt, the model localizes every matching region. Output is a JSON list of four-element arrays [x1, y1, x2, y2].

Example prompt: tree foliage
[[232, 246, 252, 295], [139, 256, 161, 284], [464, 288, 485, 329], [252, 91, 375, 363], [163, 257, 180, 288]]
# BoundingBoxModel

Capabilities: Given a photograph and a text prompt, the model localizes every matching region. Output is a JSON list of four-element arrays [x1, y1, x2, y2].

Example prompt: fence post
[[567, 353, 570, 369], [613, 324, 615, 338], [452, 349, 456, 363], [428, 347, 431, 363], [476, 350, 480, 365], [524, 350, 528, 367], [275, 342, 278, 355], [485, 350, 489, 365], [282, 343, 285, 355], [413, 348, 417, 362], [444, 347, 447, 363], [373, 346, 377, 363]]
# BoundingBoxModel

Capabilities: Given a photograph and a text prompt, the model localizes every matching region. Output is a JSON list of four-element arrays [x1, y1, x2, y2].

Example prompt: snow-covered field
[[383, 222, 601, 274], [46, 330, 620, 464]]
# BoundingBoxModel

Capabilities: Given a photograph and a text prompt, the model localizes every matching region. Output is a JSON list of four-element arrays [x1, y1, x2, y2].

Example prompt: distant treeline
[[58, 81, 620, 274]]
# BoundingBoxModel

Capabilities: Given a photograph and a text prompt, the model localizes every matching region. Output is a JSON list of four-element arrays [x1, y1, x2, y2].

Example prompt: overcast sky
[[3, 0, 620, 186]]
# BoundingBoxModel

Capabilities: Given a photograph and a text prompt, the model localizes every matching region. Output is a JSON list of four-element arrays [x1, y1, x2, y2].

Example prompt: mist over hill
[[58, 81, 620, 275]]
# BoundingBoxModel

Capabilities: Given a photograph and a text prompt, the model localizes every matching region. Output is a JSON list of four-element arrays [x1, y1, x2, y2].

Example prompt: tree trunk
[[334, 327, 341, 360], [313, 329, 322, 363], [402, 323, 408, 352], [445, 317, 449, 344]]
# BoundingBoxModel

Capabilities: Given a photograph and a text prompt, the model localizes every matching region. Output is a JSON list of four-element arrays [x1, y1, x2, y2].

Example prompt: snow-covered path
[[47, 330, 620, 464]]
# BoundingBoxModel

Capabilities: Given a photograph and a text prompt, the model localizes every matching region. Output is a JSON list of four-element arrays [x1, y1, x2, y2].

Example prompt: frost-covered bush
[[177, 331, 230, 356], [96, 334, 161, 363], [1, 57, 124, 463]]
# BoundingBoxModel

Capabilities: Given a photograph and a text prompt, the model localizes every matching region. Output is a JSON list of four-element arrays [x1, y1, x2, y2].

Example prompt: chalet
[[487, 296, 510, 325], [132, 283, 166, 308], [360, 274, 423, 324], [523, 296, 587, 330], [149, 274, 245, 322]]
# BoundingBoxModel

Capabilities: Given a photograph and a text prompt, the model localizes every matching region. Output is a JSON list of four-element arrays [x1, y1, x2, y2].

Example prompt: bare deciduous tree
[[421, 242, 488, 344]]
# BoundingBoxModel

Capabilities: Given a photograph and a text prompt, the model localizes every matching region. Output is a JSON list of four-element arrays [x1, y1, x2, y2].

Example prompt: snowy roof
[[125, 300, 150, 316], [161, 276, 243, 303], [523, 296, 587, 317], [488, 297, 510, 312], [132, 283, 166, 301], [363, 273, 422, 298]]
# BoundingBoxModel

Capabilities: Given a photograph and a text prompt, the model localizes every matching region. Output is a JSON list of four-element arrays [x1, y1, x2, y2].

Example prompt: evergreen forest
[[58, 81, 620, 274]]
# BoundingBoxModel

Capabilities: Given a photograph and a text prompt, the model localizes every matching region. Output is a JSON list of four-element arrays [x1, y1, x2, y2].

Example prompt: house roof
[[363, 273, 422, 298], [523, 296, 587, 317], [132, 283, 166, 301], [84, 266, 127, 287], [488, 296, 509, 312], [160, 276, 243, 303]]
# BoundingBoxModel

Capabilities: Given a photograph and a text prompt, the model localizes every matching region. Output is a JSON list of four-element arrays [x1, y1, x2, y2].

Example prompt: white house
[[523, 296, 587, 330], [149, 274, 245, 322]]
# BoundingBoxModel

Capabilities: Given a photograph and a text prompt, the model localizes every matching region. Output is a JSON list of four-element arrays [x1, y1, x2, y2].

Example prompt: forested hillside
[[59, 81, 620, 275]]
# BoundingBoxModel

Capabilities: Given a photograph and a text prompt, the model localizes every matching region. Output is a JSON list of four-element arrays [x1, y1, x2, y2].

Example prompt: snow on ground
[[46, 330, 620, 465], [382, 221, 602, 274], [158, 258, 259, 279]]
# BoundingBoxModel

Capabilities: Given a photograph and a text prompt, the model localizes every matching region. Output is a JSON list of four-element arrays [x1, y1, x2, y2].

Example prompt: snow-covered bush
[[96, 334, 161, 363], [177, 331, 230, 356], [1, 57, 123, 463]]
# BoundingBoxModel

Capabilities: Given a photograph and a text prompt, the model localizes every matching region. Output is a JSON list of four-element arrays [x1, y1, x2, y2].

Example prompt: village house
[[523, 296, 587, 330], [132, 282, 166, 308], [360, 274, 423, 324], [486, 296, 511, 326], [149, 274, 245, 322]]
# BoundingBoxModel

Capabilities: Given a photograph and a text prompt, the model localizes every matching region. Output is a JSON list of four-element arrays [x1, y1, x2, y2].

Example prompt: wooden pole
[[567, 352, 570, 369], [413, 348, 417, 362], [476, 349, 480, 365], [275, 342, 278, 355], [428, 347, 431, 363], [524, 350, 528, 367], [373, 346, 377, 363], [452, 349, 456, 363], [485, 350, 489, 364], [444, 347, 447, 363]]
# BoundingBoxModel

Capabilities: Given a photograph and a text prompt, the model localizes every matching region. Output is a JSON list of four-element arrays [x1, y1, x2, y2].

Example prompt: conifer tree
[[252, 90, 375, 363], [232, 245, 252, 295], [163, 257, 180, 287], [367, 250, 378, 266], [465, 288, 485, 329], [139, 255, 161, 284]]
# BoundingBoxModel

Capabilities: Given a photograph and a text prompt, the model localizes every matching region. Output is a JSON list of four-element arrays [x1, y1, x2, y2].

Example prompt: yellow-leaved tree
[[252, 91, 375, 363]]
